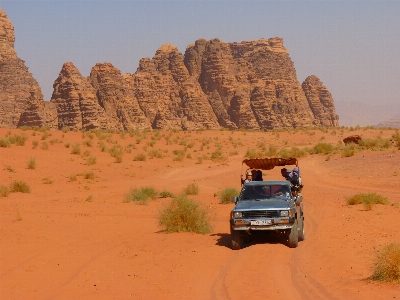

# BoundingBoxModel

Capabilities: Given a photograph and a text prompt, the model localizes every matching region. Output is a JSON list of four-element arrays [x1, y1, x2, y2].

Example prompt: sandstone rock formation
[[302, 75, 339, 127], [1, 7, 340, 130], [0, 9, 57, 128], [52, 62, 110, 130]]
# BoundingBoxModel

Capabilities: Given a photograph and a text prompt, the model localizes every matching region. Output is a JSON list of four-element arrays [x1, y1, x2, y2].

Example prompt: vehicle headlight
[[233, 211, 243, 218], [279, 210, 289, 217]]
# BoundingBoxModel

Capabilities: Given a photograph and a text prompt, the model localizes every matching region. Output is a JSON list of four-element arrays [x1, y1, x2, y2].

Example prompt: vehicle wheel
[[231, 228, 242, 250], [287, 221, 298, 248], [298, 215, 305, 242]]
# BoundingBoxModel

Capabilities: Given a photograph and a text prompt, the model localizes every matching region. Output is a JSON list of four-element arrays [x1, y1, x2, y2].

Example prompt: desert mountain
[[375, 114, 400, 128], [0, 9, 339, 130], [0, 9, 57, 128]]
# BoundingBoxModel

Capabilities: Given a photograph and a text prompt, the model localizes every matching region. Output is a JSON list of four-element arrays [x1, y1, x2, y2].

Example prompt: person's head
[[281, 168, 287, 177], [246, 171, 252, 179]]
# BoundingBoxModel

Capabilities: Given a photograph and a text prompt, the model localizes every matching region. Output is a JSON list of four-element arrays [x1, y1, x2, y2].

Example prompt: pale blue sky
[[1, 0, 399, 126]]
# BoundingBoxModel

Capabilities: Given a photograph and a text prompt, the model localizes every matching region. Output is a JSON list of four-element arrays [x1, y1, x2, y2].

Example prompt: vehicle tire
[[298, 215, 305, 242], [231, 228, 242, 250], [287, 221, 299, 248]]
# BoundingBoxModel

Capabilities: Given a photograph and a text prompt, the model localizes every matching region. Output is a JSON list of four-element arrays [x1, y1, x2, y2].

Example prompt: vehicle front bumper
[[230, 217, 295, 230]]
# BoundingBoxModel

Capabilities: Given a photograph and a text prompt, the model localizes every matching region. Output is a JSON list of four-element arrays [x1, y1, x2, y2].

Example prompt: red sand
[[1, 127, 399, 299]]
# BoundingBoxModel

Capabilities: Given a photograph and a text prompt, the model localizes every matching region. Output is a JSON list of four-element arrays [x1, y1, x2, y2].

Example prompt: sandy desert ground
[[1, 126, 399, 299]]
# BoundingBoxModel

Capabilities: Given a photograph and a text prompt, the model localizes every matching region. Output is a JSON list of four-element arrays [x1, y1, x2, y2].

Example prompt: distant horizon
[[1, 0, 399, 126]]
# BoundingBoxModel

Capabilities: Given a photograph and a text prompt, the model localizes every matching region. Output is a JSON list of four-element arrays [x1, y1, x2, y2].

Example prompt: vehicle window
[[240, 185, 290, 200]]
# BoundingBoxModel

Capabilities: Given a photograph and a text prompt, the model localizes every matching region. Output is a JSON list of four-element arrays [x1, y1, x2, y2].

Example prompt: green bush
[[346, 193, 390, 210], [219, 188, 240, 204], [32, 140, 38, 149], [0, 185, 10, 197], [182, 183, 199, 195], [158, 195, 212, 234], [245, 148, 263, 158], [124, 186, 158, 204], [370, 243, 400, 283], [9, 181, 31, 193]]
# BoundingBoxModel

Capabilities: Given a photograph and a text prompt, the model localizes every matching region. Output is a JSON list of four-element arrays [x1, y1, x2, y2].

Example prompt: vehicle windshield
[[240, 184, 291, 201]]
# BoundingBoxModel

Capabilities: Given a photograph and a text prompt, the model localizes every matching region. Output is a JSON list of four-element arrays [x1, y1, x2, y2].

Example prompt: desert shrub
[[62, 126, 70, 133], [341, 143, 357, 157], [370, 243, 400, 283], [264, 144, 278, 157], [82, 171, 95, 180], [42, 177, 53, 184], [245, 148, 263, 159], [41, 142, 48, 150], [82, 150, 91, 157], [83, 139, 92, 147], [346, 193, 390, 210], [182, 183, 199, 195], [98, 141, 107, 152], [86, 156, 96, 165], [64, 142, 70, 148], [159, 189, 174, 198], [312, 142, 335, 155], [133, 153, 146, 161], [71, 144, 80, 154], [0, 185, 10, 197], [69, 174, 77, 182], [14, 134, 28, 146], [109, 145, 123, 161], [85, 195, 93, 202], [32, 140, 38, 149], [173, 149, 186, 161], [0, 138, 11, 148], [148, 148, 163, 159], [27, 158, 36, 170], [124, 186, 158, 204], [49, 138, 59, 145], [219, 188, 240, 204], [158, 195, 212, 234], [9, 181, 31, 193], [211, 148, 226, 162], [359, 138, 391, 151]]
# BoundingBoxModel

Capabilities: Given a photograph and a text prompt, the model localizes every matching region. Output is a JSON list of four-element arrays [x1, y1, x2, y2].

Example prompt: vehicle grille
[[242, 210, 279, 218]]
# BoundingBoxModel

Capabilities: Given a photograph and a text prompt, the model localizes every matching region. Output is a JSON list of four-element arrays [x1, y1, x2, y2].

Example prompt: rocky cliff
[[50, 38, 338, 131], [0, 9, 56, 128], [1, 8, 339, 130]]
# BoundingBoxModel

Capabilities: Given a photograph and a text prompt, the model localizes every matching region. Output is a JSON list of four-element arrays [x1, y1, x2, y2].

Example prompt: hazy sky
[[1, 0, 399, 126]]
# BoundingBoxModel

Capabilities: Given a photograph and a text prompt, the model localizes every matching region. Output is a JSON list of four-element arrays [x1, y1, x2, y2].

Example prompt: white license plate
[[250, 220, 272, 225]]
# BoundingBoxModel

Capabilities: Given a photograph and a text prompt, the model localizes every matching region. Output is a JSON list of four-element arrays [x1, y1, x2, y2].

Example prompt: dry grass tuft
[[346, 193, 390, 210], [370, 243, 400, 283], [219, 188, 240, 204], [158, 195, 212, 234], [182, 183, 199, 195], [9, 181, 31, 193], [0, 185, 10, 197], [27, 157, 36, 170], [124, 186, 158, 204]]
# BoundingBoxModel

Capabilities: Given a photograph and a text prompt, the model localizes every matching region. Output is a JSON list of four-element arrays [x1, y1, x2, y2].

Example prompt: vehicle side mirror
[[232, 196, 238, 203]]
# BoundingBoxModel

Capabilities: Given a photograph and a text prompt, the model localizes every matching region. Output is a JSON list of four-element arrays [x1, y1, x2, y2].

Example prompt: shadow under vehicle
[[230, 158, 304, 250]]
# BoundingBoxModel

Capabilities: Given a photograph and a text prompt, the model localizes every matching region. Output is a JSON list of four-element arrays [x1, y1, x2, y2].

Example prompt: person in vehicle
[[241, 170, 252, 185], [254, 170, 263, 181]]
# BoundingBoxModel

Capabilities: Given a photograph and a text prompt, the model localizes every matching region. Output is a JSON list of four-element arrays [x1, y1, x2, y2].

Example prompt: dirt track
[[1, 128, 399, 299]]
